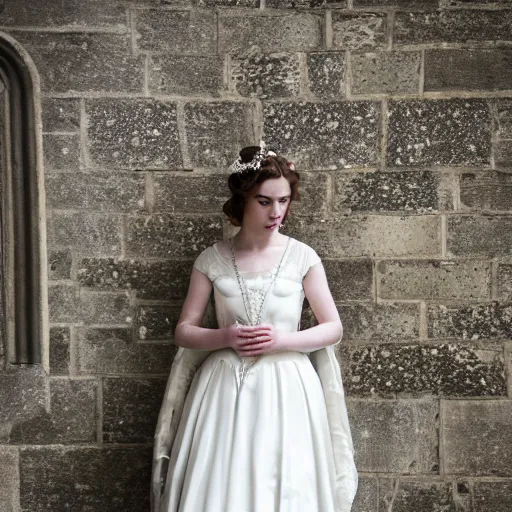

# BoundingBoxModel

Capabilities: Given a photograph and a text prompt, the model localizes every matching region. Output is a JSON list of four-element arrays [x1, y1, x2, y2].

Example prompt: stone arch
[[0, 32, 47, 366]]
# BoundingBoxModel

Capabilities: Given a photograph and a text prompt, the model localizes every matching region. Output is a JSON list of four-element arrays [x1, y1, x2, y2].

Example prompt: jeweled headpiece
[[229, 141, 277, 174]]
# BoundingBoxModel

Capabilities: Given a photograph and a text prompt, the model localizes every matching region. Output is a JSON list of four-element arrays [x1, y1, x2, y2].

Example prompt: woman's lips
[[265, 223, 278, 229]]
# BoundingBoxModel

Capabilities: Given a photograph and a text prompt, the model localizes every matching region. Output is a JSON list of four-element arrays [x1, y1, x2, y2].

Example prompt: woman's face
[[243, 176, 292, 232]]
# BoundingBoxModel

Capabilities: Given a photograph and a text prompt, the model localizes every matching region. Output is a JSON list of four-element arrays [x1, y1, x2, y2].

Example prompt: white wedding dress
[[156, 237, 357, 512]]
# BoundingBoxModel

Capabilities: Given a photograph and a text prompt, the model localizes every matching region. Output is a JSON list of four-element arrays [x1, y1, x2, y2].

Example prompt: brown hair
[[223, 146, 300, 227]]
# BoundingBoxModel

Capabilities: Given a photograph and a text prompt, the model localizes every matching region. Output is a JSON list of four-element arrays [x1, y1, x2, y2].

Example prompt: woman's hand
[[227, 322, 287, 357]]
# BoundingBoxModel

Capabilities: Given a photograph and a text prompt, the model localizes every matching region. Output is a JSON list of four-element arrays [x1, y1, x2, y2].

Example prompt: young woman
[[152, 144, 358, 512]]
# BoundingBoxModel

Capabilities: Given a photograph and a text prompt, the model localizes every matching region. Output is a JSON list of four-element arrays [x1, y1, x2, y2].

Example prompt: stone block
[[103, 377, 167, 443], [50, 212, 121, 257], [196, 0, 257, 5], [447, 215, 512, 257], [307, 52, 345, 99], [267, 0, 331, 6], [387, 99, 491, 166], [377, 260, 490, 300], [442, 400, 512, 476], [394, 10, 512, 46], [322, 260, 373, 301], [78, 258, 193, 300], [346, 343, 505, 397], [292, 172, 330, 216], [348, 398, 438, 473], [135, 9, 216, 54], [48, 284, 81, 323], [286, 215, 441, 258], [473, 481, 512, 512], [184, 102, 256, 168], [351, 476, 378, 512], [495, 139, 512, 168], [332, 13, 387, 51], [230, 49, 300, 99], [428, 302, 512, 340], [126, 214, 223, 258], [136, 305, 181, 341], [354, 0, 436, 6], [0, 447, 19, 512], [11, 32, 143, 94], [496, 99, 512, 138], [49, 327, 70, 376], [48, 249, 72, 280], [351, 51, 421, 95], [153, 173, 228, 213], [460, 171, 512, 211], [9, 378, 97, 444], [41, 98, 80, 133], [43, 134, 80, 172], [77, 327, 175, 374], [86, 98, 181, 170], [263, 101, 380, 169], [0, 0, 126, 28], [333, 170, 442, 213], [45, 173, 145, 212], [219, 13, 323, 53], [20, 446, 152, 512], [148, 55, 224, 96], [498, 264, 512, 301], [425, 49, 512, 92]]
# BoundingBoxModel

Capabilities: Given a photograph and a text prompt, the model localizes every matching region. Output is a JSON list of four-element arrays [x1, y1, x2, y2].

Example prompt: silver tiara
[[229, 141, 277, 174]]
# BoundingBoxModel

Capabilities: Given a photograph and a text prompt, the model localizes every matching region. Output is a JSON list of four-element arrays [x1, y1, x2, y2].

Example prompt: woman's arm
[[174, 268, 231, 350]]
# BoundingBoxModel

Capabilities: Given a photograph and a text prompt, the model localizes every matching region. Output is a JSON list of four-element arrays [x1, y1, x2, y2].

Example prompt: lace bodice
[[193, 237, 322, 332]]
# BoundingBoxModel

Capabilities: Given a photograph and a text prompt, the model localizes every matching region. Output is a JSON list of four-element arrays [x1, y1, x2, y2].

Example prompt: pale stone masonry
[[0, 0, 512, 510]]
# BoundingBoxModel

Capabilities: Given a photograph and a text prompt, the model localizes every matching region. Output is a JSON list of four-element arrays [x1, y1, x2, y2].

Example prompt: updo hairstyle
[[223, 146, 300, 227]]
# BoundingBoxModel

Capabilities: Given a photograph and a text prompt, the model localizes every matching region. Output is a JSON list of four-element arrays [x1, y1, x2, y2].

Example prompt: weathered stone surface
[[307, 52, 345, 99], [126, 214, 223, 258], [447, 215, 512, 257], [322, 260, 373, 301], [498, 264, 512, 301], [148, 55, 224, 96], [20, 446, 152, 512], [332, 13, 387, 51], [0, 447, 19, 512], [496, 99, 512, 138], [103, 377, 167, 443], [184, 102, 256, 168], [460, 172, 512, 211], [45, 173, 145, 212], [135, 9, 216, 54], [136, 305, 181, 340], [350, 476, 378, 512], [377, 260, 490, 300], [9, 378, 97, 444], [263, 101, 380, 169], [346, 343, 505, 397], [231, 49, 300, 99], [442, 400, 512, 475], [387, 99, 491, 166], [354, 0, 437, 6], [78, 258, 193, 300], [473, 481, 512, 512], [43, 134, 80, 172], [50, 212, 121, 257], [292, 172, 330, 216], [428, 302, 512, 340], [219, 13, 323, 53], [301, 302, 420, 342], [153, 173, 228, 213], [0, 0, 126, 28], [351, 51, 421, 95], [267, 0, 330, 7], [333, 170, 446, 213], [49, 327, 70, 376], [41, 98, 80, 133], [77, 327, 175, 374], [286, 215, 441, 257], [348, 399, 438, 473], [48, 249, 72, 280], [394, 10, 512, 46], [11, 32, 143, 94], [495, 139, 512, 167], [86, 99, 182, 170], [196, 0, 257, 6], [425, 49, 512, 92]]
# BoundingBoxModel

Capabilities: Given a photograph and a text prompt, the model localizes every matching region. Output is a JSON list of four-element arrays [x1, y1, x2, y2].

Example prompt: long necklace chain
[[229, 236, 291, 326]]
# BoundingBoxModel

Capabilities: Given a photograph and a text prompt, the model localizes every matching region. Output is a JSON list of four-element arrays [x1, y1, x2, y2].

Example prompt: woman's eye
[[280, 199, 288, 203], [259, 201, 269, 206]]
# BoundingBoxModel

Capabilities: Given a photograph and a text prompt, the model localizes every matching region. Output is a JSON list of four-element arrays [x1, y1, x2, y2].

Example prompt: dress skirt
[[159, 348, 340, 512]]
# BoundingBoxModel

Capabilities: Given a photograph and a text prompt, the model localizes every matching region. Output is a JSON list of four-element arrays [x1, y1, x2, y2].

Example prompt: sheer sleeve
[[301, 244, 322, 278], [192, 246, 214, 280]]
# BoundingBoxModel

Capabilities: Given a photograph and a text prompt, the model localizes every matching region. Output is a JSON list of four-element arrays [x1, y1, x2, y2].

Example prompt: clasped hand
[[227, 322, 285, 357]]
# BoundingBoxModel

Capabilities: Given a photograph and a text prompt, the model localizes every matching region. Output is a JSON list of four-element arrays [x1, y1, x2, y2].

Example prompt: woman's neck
[[233, 229, 286, 251]]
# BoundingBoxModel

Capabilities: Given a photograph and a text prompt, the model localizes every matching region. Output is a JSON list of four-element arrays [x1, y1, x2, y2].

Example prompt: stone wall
[[0, 0, 512, 510]]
